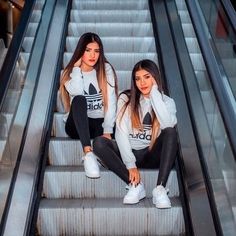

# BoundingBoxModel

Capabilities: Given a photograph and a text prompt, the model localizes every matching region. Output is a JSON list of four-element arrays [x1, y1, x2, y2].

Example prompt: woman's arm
[[115, 95, 137, 169], [64, 67, 84, 95], [102, 64, 117, 134], [150, 85, 177, 129]]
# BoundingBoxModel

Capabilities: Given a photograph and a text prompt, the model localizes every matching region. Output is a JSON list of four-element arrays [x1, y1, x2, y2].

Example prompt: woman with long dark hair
[[93, 59, 177, 208], [60, 32, 117, 179]]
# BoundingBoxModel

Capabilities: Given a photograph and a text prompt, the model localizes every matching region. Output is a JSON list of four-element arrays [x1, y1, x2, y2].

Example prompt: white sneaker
[[152, 185, 171, 209], [123, 183, 146, 204], [82, 152, 100, 178]]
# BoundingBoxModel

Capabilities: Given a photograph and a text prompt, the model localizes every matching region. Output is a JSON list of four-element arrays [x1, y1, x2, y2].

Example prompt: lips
[[141, 87, 148, 91]]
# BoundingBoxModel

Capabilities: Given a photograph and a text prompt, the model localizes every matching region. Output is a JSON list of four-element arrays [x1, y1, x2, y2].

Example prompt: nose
[[140, 78, 146, 85], [90, 51, 95, 58]]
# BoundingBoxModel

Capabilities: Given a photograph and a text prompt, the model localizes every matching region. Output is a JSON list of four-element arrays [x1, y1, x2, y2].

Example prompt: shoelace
[[125, 183, 138, 190]]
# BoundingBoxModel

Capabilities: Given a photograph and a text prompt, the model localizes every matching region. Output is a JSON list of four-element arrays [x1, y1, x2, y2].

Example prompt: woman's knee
[[93, 136, 108, 153], [162, 127, 177, 139], [71, 95, 87, 110]]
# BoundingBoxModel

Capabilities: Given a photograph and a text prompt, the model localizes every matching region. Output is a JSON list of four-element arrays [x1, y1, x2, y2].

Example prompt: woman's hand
[[128, 168, 140, 185], [102, 133, 112, 140], [74, 58, 82, 67]]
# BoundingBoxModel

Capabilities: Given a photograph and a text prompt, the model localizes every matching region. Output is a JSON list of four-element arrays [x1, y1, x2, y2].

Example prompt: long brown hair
[[59, 32, 117, 112], [118, 59, 163, 148]]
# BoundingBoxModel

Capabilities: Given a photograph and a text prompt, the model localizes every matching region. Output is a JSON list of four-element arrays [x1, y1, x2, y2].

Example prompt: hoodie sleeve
[[150, 85, 177, 129], [115, 94, 137, 169], [102, 64, 117, 134], [64, 67, 84, 96]]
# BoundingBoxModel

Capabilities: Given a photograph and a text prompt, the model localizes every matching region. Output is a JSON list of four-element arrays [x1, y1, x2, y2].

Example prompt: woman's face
[[135, 69, 155, 97], [81, 42, 100, 71]]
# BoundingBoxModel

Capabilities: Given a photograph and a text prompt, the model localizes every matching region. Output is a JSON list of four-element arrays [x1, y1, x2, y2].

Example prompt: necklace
[[80, 68, 84, 79]]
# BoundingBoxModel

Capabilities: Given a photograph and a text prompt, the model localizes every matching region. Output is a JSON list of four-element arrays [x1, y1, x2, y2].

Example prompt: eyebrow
[[136, 73, 150, 77], [86, 47, 100, 50]]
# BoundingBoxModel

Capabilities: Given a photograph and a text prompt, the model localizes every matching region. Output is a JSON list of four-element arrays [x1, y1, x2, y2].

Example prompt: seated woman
[[93, 59, 177, 208], [59, 32, 117, 179]]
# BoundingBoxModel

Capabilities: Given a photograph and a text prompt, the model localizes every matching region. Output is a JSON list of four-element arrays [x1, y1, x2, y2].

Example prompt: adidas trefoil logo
[[84, 83, 103, 110], [129, 112, 152, 140]]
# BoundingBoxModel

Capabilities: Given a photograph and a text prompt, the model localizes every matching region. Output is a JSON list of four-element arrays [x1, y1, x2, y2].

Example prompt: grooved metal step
[[72, 0, 148, 10], [37, 0, 185, 235], [0, 139, 6, 162], [43, 166, 179, 198], [25, 22, 39, 37], [0, 113, 13, 138], [70, 10, 151, 23], [182, 23, 195, 37], [37, 198, 184, 236], [68, 22, 154, 37], [178, 10, 191, 23], [22, 37, 34, 53], [185, 38, 200, 53], [1, 90, 21, 113], [31, 10, 42, 22], [66, 36, 156, 53]]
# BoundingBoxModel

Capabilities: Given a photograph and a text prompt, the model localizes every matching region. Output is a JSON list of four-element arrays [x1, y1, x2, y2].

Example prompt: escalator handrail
[[149, 0, 217, 235], [0, 0, 36, 108], [1, 0, 70, 235], [165, 1, 226, 234], [186, 0, 236, 158], [220, 0, 236, 33]]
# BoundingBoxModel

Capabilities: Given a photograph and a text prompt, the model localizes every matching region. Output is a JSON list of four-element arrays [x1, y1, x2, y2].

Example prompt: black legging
[[93, 127, 177, 186], [65, 95, 104, 148]]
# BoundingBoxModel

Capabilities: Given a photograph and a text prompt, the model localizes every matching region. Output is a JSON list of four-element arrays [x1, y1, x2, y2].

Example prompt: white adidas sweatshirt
[[115, 85, 177, 169], [64, 63, 117, 134]]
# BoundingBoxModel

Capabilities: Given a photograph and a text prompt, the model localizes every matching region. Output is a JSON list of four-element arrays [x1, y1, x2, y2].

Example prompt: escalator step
[[43, 166, 179, 198], [37, 198, 185, 236]]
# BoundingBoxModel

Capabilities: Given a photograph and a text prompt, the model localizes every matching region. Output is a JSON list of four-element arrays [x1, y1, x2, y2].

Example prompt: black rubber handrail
[[0, 0, 36, 109], [28, 0, 72, 234], [165, 1, 224, 234], [1, 0, 71, 235], [149, 0, 217, 235], [186, 0, 236, 159]]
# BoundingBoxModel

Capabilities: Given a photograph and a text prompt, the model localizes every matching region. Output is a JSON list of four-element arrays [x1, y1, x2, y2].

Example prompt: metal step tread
[[45, 165, 176, 172], [70, 11, 150, 23], [69, 22, 152, 26], [71, 9, 149, 13], [39, 196, 182, 209], [68, 23, 154, 37], [72, 1, 149, 10], [43, 166, 179, 198], [37, 197, 184, 235], [66, 36, 156, 53]]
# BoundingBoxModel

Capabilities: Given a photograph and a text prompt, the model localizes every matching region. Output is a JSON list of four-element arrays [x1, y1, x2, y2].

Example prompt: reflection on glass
[[176, 0, 236, 233], [198, 0, 236, 99], [0, 0, 45, 224]]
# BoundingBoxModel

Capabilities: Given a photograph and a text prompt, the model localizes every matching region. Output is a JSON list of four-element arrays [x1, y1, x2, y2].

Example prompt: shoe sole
[[85, 173, 100, 179], [123, 191, 146, 204], [152, 198, 171, 209]]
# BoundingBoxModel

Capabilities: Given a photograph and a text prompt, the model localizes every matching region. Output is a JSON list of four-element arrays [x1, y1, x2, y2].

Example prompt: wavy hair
[[59, 32, 117, 112], [118, 59, 163, 148]]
